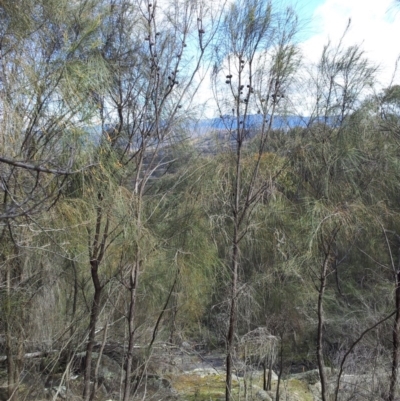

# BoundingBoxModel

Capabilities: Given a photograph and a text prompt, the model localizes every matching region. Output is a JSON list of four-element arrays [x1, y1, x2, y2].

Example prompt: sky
[[296, 0, 400, 85], [193, 0, 400, 117]]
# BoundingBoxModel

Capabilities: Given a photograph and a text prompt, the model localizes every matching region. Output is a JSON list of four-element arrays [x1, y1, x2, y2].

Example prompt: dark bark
[[225, 60, 243, 399], [89, 315, 109, 401], [83, 261, 102, 401], [316, 252, 330, 401], [150, 268, 179, 350], [0, 155, 95, 175], [316, 228, 340, 401], [382, 229, 400, 401], [388, 269, 400, 401], [83, 193, 110, 401], [276, 336, 283, 401], [262, 358, 272, 391], [267, 357, 273, 391], [226, 222, 239, 401], [66, 261, 79, 363], [122, 260, 139, 401], [263, 362, 267, 391], [225, 267, 237, 401]]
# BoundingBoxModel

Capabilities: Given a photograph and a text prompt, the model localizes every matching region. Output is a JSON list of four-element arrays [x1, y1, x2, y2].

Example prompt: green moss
[[285, 379, 314, 401], [170, 373, 239, 400], [170, 372, 314, 401]]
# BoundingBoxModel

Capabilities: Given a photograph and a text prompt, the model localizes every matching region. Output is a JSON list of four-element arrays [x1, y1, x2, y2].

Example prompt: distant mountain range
[[191, 114, 313, 136], [86, 114, 322, 151]]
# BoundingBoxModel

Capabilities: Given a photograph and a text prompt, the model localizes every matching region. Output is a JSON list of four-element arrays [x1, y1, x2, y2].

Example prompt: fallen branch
[[0, 350, 59, 362]]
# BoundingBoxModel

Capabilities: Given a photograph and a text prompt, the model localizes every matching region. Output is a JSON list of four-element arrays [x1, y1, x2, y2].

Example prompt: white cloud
[[300, 0, 400, 87], [193, 0, 400, 118]]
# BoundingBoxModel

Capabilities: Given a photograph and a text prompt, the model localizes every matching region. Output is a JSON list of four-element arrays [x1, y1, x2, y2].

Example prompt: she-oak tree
[[211, 1, 300, 399]]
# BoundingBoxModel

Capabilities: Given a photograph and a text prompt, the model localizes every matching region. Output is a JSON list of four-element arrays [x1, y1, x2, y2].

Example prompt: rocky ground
[[0, 344, 392, 401]]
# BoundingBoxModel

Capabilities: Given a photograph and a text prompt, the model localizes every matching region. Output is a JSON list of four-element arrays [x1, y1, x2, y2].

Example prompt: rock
[[249, 369, 278, 381], [49, 385, 67, 399], [71, 352, 122, 393], [290, 368, 333, 385], [147, 374, 171, 390], [144, 352, 183, 376], [309, 381, 322, 401], [134, 374, 177, 401], [93, 354, 122, 393], [45, 373, 64, 388], [255, 389, 273, 401], [331, 372, 389, 401], [185, 367, 219, 377], [94, 354, 121, 382]]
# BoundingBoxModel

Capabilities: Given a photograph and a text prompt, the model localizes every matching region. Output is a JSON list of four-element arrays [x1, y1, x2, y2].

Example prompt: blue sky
[[194, 0, 400, 117], [295, 0, 400, 85], [293, 0, 326, 38]]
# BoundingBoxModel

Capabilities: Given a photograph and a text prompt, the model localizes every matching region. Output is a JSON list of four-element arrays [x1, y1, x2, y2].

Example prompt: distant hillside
[[191, 114, 312, 136]]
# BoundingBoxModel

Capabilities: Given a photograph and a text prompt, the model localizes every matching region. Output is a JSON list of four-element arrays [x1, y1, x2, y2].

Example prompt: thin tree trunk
[[267, 357, 272, 391], [316, 253, 330, 401], [67, 261, 79, 363], [225, 74, 243, 401], [379, 229, 400, 401], [5, 263, 16, 401], [6, 324, 18, 401], [169, 296, 178, 345], [83, 193, 109, 401], [226, 229, 239, 401], [150, 267, 180, 350], [89, 315, 109, 401], [262, 358, 273, 391], [388, 269, 400, 401], [83, 262, 102, 401], [276, 336, 283, 401], [122, 171, 145, 401], [5, 256, 23, 401], [71, 262, 78, 337], [263, 361, 267, 391], [122, 259, 139, 401]]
